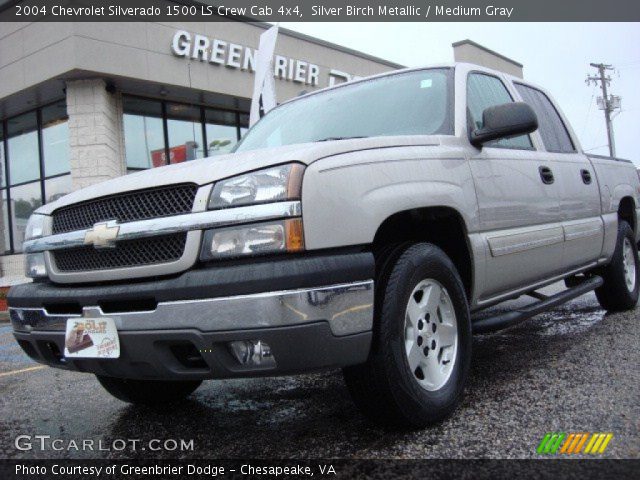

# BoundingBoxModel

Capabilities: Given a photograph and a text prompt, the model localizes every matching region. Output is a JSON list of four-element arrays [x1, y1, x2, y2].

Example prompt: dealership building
[[0, 17, 402, 286]]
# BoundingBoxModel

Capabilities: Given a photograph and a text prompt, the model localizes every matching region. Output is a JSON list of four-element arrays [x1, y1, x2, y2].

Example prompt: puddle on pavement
[[529, 305, 606, 337]]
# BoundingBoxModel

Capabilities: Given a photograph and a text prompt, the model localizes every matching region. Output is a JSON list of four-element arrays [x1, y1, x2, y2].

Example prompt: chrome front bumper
[[10, 280, 374, 337]]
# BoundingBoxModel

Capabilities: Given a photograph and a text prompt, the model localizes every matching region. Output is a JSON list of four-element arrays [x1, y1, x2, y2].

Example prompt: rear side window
[[467, 73, 532, 150], [514, 84, 575, 153]]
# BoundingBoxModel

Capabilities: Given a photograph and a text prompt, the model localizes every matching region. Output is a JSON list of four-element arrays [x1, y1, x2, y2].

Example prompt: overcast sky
[[281, 22, 640, 165]]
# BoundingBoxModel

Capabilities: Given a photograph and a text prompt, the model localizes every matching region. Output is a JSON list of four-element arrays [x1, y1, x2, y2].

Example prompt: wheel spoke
[[406, 300, 423, 327], [406, 341, 423, 371], [423, 283, 442, 314], [440, 345, 455, 365], [438, 322, 457, 346], [422, 354, 442, 385]]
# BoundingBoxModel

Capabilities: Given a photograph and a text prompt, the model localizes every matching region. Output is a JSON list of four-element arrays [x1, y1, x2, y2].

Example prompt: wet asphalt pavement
[[0, 285, 638, 460]]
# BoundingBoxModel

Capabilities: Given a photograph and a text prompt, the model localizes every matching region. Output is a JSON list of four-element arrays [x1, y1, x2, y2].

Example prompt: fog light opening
[[228, 340, 276, 367], [170, 343, 208, 370]]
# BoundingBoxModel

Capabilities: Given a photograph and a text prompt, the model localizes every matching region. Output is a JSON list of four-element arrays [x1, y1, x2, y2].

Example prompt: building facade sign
[[171, 30, 359, 88]]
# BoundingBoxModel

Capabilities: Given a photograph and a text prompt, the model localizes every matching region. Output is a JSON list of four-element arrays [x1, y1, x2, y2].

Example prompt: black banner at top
[[1, 0, 640, 22]]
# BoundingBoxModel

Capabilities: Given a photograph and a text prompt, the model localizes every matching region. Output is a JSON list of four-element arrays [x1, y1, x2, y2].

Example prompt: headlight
[[200, 219, 304, 260], [24, 214, 48, 278], [208, 163, 304, 209], [25, 253, 47, 278], [25, 214, 46, 240]]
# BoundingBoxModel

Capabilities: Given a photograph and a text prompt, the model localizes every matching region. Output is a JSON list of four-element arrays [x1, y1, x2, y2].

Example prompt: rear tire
[[595, 221, 640, 312], [97, 376, 202, 405], [343, 243, 471, 429]]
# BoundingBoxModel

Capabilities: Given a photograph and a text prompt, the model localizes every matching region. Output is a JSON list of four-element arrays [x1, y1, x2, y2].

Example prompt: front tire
[[595, 221, 640, 312], [97, 376, 202, 405], [343, 243, 471, 429]]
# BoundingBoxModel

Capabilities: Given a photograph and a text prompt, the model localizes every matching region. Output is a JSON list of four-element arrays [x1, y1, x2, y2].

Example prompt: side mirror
[[470, 102, 538, 147]]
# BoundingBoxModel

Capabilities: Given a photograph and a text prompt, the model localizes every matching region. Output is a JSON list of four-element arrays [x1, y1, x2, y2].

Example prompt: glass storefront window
[[45, 174, 72, 204], [1, 100, 71, 256], [11, 181, 42, 253], [239, 113, 250, 141], [0, 123, 5, 188], [123, 97, 165, 169], [1, 190, 10, 254], [7, 112, 40, 185], [166, 103, 205, 163], [123, 96, 247, 170], [0, 124, 6, 254], [205, 109, 238, 156], [206, 123, 237, 155], [42, 101, 70, 176]]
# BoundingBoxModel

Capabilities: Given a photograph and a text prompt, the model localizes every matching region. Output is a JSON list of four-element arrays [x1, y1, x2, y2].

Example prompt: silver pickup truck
[[9, 62, 640, 428]]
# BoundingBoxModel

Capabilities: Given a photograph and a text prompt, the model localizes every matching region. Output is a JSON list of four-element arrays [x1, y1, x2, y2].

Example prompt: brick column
[[66, 79, 125, 190]]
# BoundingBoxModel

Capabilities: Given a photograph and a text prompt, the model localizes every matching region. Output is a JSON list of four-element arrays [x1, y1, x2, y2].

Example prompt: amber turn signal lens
[[285, 218, 305, 252]]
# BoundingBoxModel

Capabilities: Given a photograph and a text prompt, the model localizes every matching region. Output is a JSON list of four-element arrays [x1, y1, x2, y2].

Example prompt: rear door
[[513, 83, 604, 270], [466, 72, 565, 300]]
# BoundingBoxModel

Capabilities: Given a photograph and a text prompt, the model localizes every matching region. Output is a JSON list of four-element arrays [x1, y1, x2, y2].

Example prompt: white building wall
[[0, 254, 26, 285], [66, 79, 126, 190]]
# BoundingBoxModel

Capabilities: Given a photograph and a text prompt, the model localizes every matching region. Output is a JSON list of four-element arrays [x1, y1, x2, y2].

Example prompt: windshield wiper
[[316, 136, 368, 142]]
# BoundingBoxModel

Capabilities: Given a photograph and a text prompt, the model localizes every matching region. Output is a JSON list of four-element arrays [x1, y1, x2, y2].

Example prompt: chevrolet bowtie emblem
[[84, 221, 120, 249]]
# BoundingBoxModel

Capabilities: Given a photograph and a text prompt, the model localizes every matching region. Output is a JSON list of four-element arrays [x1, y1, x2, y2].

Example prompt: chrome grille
[[52, 184, 198, 234], [53, 233, 187, 272]]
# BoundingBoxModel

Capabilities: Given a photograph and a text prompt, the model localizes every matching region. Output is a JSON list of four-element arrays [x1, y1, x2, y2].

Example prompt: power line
[[580, 84, 597, 140]]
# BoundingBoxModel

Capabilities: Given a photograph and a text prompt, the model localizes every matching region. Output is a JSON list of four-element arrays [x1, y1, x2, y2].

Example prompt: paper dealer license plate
[[64, 317, 120, 358]]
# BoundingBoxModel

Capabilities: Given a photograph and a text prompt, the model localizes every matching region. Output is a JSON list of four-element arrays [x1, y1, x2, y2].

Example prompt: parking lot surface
[[0, 287, 638, 459]]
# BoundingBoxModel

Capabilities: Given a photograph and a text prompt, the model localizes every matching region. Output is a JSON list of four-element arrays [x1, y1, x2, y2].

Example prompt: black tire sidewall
[[377, 243, 471, 424]]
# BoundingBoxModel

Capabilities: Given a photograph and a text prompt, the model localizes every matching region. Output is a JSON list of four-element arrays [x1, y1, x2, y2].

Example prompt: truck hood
[[36, 135, 441, 215]]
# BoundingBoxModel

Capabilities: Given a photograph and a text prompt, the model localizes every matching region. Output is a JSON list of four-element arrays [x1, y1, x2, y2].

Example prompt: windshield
[[235, 68, 453, 152]]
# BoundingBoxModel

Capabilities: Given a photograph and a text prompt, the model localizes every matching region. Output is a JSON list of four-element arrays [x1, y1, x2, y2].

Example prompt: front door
[[466, 72, 565, 300]]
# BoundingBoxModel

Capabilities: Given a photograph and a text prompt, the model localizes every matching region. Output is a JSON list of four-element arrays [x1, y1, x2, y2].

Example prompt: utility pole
[[586, 63, 619, 158]]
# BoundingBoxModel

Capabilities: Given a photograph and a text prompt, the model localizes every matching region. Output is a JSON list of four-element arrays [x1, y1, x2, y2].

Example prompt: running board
[[472, 276, 603, 334]]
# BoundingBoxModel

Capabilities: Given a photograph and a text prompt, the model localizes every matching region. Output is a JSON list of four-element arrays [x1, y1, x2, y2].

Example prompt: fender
[[301, 147, 478, 250]]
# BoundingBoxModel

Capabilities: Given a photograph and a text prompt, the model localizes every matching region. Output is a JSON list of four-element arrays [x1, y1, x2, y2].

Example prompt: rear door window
[[514, 83, 575, 153]]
